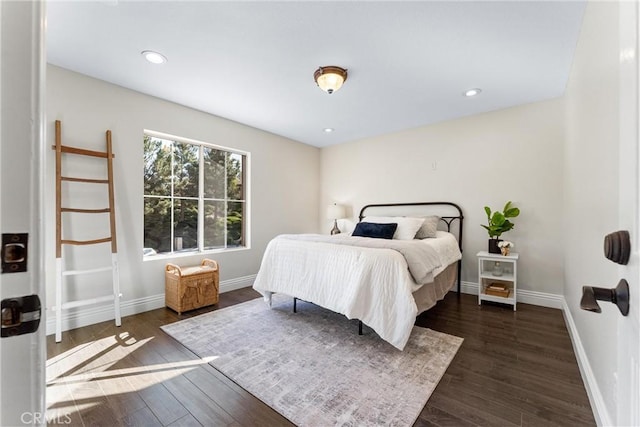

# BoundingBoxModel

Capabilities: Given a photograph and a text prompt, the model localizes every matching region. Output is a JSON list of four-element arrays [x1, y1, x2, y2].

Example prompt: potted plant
[[481, 201, 520, 254]]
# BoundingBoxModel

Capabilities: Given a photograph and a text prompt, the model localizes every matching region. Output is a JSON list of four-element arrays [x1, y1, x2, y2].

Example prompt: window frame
[[143, 129, 250, 259]]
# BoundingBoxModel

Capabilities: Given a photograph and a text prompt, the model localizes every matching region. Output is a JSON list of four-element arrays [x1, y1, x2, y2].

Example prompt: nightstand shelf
[[477, 250, 518, 311]]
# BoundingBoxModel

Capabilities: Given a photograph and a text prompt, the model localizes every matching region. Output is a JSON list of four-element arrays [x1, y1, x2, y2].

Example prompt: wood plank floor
[[46, 289, 595, 426]]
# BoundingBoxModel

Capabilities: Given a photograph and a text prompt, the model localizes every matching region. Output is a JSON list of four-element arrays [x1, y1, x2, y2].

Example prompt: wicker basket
[[165, 259, 219, 314], [484, 282, 510, 298]]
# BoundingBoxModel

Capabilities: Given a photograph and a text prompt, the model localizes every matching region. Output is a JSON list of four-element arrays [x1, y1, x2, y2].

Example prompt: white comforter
[[252, 231, 461, 350]]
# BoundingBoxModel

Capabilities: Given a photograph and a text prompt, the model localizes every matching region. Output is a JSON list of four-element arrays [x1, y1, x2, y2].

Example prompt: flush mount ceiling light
[[314, 66, 348, 94], [323, 128, 334, 133], [464, 88, 482, 97], [142, 50, 167, 64]]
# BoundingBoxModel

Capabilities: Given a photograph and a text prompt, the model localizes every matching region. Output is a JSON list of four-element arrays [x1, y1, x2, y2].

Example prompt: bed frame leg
[[358, 320, 363, 335], [457, 260, 462, 296], [293, 297, 297, 313]]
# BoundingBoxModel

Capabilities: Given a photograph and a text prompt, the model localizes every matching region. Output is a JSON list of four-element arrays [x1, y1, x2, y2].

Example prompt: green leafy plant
[[482, 201, 520, 239]]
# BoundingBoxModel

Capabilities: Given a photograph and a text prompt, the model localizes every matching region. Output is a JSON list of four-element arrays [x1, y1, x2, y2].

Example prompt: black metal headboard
[[358, 201, 464, 293]]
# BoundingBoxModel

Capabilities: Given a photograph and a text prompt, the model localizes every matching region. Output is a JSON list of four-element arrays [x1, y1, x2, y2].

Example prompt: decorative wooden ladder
[[53, 120, 121, 342]]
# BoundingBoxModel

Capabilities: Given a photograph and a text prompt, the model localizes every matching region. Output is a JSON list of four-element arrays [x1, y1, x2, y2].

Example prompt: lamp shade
[[327, 203, 346, 220]]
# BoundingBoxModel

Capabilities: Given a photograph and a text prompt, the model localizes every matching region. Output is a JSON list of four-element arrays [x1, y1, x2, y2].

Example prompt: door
[[0, 1, 46, 425], [617, 2, 640, 425]]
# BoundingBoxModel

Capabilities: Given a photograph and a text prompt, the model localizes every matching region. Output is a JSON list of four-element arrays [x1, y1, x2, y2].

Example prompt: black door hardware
[[1, 295, 41, 337], [580, 279, 629, 316], [1, 233, 28, 273], [604, 230, 630, 265]]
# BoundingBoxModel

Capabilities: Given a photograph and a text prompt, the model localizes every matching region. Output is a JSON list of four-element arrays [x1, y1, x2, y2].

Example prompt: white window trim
[[143, 129, 251, 259]]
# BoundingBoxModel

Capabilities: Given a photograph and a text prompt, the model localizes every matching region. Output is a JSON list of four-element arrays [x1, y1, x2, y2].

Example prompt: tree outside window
[[143, 134, 247, 256]]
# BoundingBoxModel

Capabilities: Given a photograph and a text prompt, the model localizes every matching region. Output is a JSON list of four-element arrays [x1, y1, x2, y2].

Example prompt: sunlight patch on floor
[[48, 356, 220, 388], [47, 332, 151, 382], [47, 329, 221, 404]]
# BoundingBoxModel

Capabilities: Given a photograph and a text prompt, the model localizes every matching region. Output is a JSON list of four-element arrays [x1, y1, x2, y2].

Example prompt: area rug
[[161, 294, 463, 426]]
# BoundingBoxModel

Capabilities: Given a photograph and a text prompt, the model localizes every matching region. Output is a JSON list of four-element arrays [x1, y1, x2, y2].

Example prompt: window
[[143, 132, 248, 256]]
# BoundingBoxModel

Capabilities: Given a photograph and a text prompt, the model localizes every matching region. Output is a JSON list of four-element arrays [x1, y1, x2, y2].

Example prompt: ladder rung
[[62, 266, 113, 276], [61, 208, 111, 214], [52, 145, 115, 159], [61, 237, 112, 246], [53, 294, 122, 311], [61, 176, 109, 184]]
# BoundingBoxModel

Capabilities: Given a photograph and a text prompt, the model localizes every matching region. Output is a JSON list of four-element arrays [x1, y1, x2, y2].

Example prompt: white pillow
[[415, 215, 440, 239], [362, 216, 425, 240]]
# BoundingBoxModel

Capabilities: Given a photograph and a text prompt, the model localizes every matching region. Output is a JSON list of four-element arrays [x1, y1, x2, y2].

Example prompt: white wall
[[46, 65, 320, 326], [564, 2, 620, 424], [321, 98, 565, 294]]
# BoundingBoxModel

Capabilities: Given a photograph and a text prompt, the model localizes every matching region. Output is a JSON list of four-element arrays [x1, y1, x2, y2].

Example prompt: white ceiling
[[46, 1, 586, 148]]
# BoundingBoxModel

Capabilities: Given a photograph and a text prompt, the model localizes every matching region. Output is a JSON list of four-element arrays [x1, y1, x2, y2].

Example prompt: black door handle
[[580, 279, 629, 316]]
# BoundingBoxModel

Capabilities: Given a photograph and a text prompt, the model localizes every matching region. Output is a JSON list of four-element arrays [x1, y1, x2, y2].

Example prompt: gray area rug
[[161, 294, 463, 426]]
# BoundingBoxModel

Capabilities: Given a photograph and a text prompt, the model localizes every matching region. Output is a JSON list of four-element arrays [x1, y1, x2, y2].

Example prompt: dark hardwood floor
[[46, 289, 595, 426]]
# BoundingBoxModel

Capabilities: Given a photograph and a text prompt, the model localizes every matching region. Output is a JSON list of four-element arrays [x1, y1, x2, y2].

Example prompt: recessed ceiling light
[[464, 88, 482, 97], [142, 50, 167, 64], [324, 128, 334, 133]]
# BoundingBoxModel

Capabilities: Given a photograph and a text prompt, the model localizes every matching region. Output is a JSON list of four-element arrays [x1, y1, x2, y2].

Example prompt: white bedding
[[252, 231, 461, 350]]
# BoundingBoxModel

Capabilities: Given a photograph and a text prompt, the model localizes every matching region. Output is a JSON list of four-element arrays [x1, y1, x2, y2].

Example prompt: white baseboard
[[220, 274, 256, 293], [45, 274, 257, 336], [561, 299, 611, 427], [460, 280, 564, 309], [46, 277, 560, 334]]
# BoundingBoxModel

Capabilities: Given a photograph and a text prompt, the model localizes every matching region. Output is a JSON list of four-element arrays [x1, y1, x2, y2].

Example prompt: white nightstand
[[477, 251, 518, 311]]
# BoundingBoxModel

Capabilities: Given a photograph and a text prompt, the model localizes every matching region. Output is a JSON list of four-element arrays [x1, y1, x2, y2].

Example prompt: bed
[[252, 202, 464, 350]]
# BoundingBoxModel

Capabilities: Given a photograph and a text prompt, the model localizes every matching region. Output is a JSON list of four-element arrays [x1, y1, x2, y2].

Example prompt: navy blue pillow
[[352, 222, 398, 239]]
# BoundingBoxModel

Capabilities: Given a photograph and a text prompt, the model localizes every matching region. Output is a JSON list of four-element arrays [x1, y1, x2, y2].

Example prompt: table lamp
[[327, 203, 346, 235]]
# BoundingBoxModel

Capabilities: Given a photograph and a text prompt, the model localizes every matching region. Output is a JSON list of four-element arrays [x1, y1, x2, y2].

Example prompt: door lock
[[1, 233, 28, 273], [1, 295, 41, 337], [604, 230, 630, 265]]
